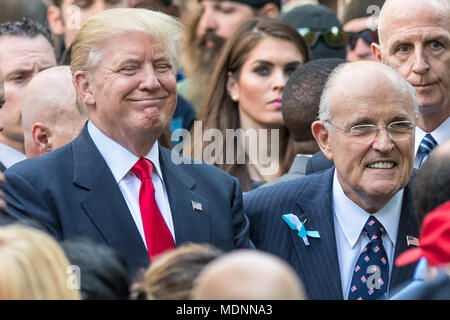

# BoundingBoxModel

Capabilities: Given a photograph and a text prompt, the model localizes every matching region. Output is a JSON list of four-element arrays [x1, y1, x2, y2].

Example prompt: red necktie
[[131, 158, 175, 260]]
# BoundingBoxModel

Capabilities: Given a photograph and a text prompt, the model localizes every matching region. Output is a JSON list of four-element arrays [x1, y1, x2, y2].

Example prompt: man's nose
[[372, 127, 394, 153], [139, 65, 162, 91], [198, 10, 217, 34], [412, 47, 429, 75]]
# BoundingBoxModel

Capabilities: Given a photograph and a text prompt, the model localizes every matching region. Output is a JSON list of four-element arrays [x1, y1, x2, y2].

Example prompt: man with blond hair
[[2, 8, 250, 279]]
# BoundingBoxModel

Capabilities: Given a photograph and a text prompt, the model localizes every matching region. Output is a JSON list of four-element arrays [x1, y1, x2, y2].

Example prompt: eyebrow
[[250, 60, 302, 67]]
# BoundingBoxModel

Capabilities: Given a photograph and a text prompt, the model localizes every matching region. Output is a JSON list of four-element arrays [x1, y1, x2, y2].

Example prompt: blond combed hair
[[70, 8, 185, 115], [0, 225, 81, 300]]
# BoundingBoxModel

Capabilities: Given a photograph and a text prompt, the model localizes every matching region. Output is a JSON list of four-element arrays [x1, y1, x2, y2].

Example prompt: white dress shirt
[[87, 121, 175, 248], [414, 116, 450, 168], [332, 170, 403, 299], [0, 142, 26, 168]]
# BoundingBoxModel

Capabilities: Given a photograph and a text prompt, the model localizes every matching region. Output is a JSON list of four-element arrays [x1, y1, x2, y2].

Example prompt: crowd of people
[[0, 0, 449, 301]]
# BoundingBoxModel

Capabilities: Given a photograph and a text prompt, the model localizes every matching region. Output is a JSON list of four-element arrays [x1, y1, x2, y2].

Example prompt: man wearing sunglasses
[[279, 4, 346, 60], [373, 0, 450, 169], [342, 0, 385, 62]]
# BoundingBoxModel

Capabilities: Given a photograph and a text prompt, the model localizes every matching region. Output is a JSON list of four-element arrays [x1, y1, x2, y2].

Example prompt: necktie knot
[[417, 134, 438, 168], [131, 158, 153, 180], [418, 134, 438, 155], [363, 216, 385, 241]]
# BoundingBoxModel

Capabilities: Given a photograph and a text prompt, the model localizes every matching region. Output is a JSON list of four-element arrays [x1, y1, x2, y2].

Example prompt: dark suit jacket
[[244, 168, 418, 300], [0, 161, 6, 172], [305, 151, 334, 175], [2, 126, 250, 279]]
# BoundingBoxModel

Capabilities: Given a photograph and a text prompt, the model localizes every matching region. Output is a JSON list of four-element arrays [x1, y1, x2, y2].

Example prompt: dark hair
[[52, 0, 63, 7], [131, 243, 223, 300], [413, 147, 450, 228], [197, 18, 309, 191], [343, 0, 386, 25], [0, 17, 53, 47], [60, 238, 130, 300], [282, 58, 346, 142]]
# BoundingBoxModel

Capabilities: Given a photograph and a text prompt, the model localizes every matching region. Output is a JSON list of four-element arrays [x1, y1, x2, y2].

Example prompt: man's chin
[[417, 92, 445, 110]]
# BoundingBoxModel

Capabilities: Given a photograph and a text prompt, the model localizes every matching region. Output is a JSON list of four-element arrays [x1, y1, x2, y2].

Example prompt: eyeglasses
[[297, 26, 346, 48], [325, 120, 415, 143], [346, 29, 379, 50]]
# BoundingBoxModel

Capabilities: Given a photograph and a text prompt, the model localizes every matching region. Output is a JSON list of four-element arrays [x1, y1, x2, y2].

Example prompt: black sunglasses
[[346, 29, 379, 50], [297, 26, 346, 48]]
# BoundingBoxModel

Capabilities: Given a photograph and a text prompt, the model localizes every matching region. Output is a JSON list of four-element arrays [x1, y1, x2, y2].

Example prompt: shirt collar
[[332, 170, 403, 249], [87, 121, 163, 183], [0, 142, 27, 168], [415, 116, 450, 155]]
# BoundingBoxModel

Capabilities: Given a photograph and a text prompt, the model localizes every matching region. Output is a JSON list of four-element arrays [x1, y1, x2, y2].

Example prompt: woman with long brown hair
[[191, 17, 309, 191]]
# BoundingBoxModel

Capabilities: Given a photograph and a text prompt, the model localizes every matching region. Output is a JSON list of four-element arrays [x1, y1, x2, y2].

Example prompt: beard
[[183, 30, 227, 113], [193, 30, 227, 74]]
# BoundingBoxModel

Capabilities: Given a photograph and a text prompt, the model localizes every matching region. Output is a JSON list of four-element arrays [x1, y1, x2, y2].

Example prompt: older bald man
[[372, 0, 450, 168], [245, 61, 420, 300], [22, 66, 86, 158]]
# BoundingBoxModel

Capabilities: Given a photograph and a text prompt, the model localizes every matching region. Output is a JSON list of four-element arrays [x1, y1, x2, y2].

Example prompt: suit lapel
[[389, 177, 419, 294], [159, 147, 211, 245], [72, 126, 149, 269], [0, 161, 6, 172], [291, 169, 343, 300]]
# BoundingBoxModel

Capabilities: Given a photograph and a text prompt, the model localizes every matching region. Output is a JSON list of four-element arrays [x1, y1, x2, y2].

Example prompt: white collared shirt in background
[[414, 116, 450, 168], [87, 121, 175, 248], [0, 142, 27, 168], [332, 170, 403, 299]]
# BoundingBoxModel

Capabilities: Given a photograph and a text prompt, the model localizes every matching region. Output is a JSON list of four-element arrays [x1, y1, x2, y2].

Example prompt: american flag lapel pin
[[192, 200, 203, 212], [406, 235, 419, 247]]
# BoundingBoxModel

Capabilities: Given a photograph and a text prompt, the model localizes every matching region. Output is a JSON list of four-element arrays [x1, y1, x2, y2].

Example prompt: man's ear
[[371, 42, 382, 61], [47, 5, 65, 36], [311, 120, 333, 161], [226, 73, 239, 102], [258, 3, 279, 18], [73, 71, 96, 107], [32, 123, 52, 155]]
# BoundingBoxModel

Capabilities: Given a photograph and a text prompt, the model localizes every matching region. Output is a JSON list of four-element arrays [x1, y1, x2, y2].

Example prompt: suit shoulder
[[244, 168, 334, 217], [5, 143, 73, 180], [160, 146, 237, 182], [246, 169, 329, 202]]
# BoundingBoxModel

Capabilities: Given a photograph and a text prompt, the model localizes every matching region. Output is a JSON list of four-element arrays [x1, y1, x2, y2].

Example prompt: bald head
[[22, 66, 86, 158], [378, 0, 450, 45], [192, 250, 306, 300], [319, 61, 418, 122]]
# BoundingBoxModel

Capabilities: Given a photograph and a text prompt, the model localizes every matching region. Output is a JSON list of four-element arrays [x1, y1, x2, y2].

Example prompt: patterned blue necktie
[[348, 216, 389, 300], [417, 134, 438, 168]]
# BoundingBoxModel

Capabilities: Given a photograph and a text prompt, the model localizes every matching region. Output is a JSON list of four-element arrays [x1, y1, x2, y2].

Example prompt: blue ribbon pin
[[282, 214, 320, 246]]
